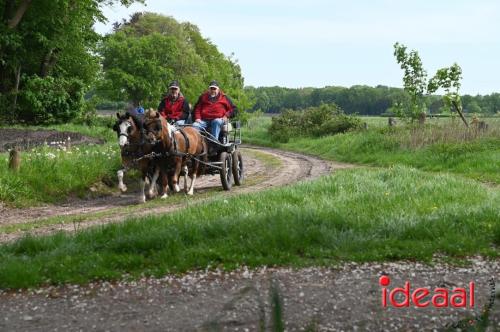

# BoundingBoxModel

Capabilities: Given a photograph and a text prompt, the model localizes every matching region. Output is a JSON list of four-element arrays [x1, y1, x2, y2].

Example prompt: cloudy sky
[[94, 0, 500, 95]]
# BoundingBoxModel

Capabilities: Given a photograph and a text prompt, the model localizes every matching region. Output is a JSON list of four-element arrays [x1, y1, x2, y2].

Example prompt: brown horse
[[113, 112, 159, 203], [143, 109, 207, 197]]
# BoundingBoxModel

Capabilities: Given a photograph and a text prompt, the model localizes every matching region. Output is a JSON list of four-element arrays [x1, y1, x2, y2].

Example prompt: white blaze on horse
[[143, 109, 207, 197], [113, 112, 160, 203]]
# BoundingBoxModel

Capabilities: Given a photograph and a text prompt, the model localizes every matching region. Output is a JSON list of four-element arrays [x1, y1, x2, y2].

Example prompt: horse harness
[[134, 126, 206, 164]]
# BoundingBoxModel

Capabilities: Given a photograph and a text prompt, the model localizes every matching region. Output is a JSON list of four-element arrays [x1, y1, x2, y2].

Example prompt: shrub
[[17, 76, 85, 125], [268, 104, 361, 142], [314, 113, 362, 137], [268, 110, 302, 143]]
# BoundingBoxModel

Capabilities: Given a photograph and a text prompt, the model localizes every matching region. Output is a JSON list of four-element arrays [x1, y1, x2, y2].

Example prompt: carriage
[[114, 111, 244, 201], [196, 120, 244, 190]]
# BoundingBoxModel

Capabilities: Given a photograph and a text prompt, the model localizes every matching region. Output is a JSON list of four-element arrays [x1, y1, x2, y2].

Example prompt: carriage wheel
[[232, 150, 244, 186], [219, 152, 233, 190]]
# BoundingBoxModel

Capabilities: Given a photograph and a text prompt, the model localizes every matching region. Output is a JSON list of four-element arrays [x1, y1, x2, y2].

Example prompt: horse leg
[[117, 168, 127, 192], [187, 161, 198, 196], [138, 174, 147, 203], [173, 158, 182, 193], [183, 165, 189, 193], [148, 165, 160, 198], [160, 170, 169, 199]]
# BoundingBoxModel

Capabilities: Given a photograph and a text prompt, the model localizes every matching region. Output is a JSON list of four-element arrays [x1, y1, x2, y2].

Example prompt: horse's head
[[144, 109, 171, 146], [113, 112, 139, 147]]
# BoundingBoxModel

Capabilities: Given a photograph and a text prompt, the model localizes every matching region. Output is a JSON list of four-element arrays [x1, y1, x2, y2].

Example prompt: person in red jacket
[[157, 80, 191, 125], [192, 80, 238, 142]]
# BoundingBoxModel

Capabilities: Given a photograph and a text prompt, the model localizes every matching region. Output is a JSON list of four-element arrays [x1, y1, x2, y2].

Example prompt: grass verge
[[0, 166, 498, 289], [244, 116, 500, 184]]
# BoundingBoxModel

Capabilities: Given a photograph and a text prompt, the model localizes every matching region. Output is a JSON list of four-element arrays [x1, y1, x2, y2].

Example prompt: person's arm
[[181, 99, 190, 121], [224, 95, 238, 118], [157, 98, 166, 117], [193, 96, 203, 121]]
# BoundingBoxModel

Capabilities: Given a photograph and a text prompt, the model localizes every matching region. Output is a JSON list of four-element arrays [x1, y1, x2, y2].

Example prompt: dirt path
[[1, 147, 499, 331], [0, 258, 498, 331], [0, 146, 353, 243]]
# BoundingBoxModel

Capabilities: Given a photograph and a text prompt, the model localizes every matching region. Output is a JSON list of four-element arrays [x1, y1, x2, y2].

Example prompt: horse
[[113, 112, 160, 203], [143, 109, 207, 197]]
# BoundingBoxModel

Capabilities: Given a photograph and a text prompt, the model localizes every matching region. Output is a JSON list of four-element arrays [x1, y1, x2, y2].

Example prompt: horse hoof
[[138, 195, 146, 203], [160, 194, 168, 199], [174, 184, 180, 193], [119, 185, 128, 192], [187, 190, 194, 196]]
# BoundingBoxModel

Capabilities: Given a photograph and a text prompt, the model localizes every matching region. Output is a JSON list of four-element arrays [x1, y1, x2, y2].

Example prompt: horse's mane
[[145, 108, 158, 119]]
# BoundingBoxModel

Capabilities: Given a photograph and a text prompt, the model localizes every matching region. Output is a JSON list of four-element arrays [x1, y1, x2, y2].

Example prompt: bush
[[314, 114, 362, 137], [268, 104, 361, 142], [17, 75, 85, 125], [268, 110, 302, 143]]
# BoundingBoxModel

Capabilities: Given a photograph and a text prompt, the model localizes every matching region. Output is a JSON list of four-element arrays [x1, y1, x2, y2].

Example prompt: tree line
[[245, 85, 500, 116]]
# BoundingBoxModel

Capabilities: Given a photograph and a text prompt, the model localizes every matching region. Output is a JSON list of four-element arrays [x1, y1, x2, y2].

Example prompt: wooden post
[[8, 147, 20, 172], [66, 136, 71, 150]]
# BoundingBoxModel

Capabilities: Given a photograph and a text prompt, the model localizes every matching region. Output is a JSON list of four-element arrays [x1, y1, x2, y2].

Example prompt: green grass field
[[244, 115, 500, 184], [0, 124, 120, 207], [0, 116, 499, 289], [0, 165, 498, 289]]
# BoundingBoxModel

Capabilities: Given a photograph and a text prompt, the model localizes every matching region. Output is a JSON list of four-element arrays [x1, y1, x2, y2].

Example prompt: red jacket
[[194, 91, 237, 121], [158, 94, 190, 121]]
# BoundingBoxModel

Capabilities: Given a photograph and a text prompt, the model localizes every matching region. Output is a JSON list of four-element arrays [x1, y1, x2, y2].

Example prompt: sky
[[94, 0, 500, 95]]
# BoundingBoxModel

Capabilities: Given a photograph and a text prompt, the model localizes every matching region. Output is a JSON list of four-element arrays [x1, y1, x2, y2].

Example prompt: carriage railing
[[176, 120, 241, 146], [229, 121, 241, 145]]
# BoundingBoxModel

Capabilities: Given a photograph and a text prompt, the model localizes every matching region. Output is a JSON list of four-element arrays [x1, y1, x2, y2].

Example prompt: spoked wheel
[[232, 150, 244, 186], [219, 152, 233, 190]]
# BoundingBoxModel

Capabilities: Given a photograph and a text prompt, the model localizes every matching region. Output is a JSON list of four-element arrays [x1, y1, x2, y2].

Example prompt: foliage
[[98, 12, 251, 112], [427, 63, 463, 115], [0, 166, 498, 288], [0, 0, 143, 124], [392, 42, 428, 120], [393, 42, 469, 125], [99, 31, 179, 107], [268, 104, 361, 143], [17, 75, 85, 125]]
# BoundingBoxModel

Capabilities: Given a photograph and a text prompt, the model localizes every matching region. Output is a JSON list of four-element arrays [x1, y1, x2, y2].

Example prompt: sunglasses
[[169, 87, 179, 90], [209, 87, 218, 90]]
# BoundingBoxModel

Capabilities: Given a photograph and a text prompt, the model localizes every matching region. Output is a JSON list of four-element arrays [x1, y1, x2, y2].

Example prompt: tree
[[0, 0, 143, 124], [98, 12, 251, 113], [393, 43, 468, 126], [427, 63, 468, 127], [393, 42, 428, 120]]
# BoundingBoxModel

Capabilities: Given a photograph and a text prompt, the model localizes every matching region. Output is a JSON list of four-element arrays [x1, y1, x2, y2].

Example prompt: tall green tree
[[0, 0, 143, 124], [98, 12, 251, 113], [393, 42, 428, 120], [393, 42, 468, 126]]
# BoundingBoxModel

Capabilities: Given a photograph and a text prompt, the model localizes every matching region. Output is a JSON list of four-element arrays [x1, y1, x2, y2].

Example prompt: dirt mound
[[0, 128, 104, 152]]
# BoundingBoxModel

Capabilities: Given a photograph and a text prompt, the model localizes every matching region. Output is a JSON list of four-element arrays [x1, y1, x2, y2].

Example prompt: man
[[157, 80, 191, 125], [192, 80, 238, 142]]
